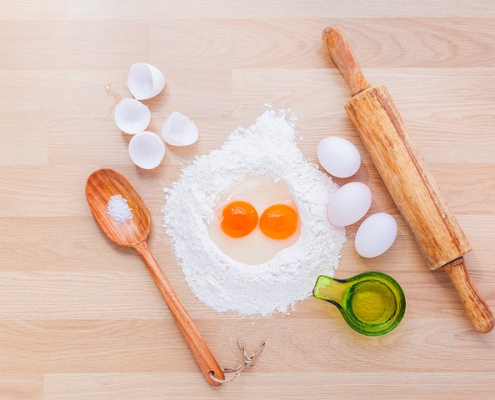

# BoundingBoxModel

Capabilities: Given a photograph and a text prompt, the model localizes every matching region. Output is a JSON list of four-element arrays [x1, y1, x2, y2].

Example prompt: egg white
[[208, 175, 301, 265]]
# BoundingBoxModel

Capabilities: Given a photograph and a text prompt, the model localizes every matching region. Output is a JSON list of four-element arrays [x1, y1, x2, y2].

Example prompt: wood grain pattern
[[444, 257, 495, 333], [324, 29, 492, 332], [0, 374, 42, 400], [42, 371, 495, 400], [322, 28, 371, 96], [85, 169, 224, 385], [1, 0, 495, 398], [346, 85, 472, 270]]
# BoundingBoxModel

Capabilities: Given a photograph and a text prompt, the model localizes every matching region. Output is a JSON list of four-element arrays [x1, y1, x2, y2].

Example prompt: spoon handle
[[134, 241, 225, 385]]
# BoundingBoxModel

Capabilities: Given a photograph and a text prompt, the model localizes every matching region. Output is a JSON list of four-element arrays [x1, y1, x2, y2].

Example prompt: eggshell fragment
[[127, 63, 165, 100], [114, 98, 151, 134], [161, 111, 199, 146], [317, 136, 361, 178], [327, 182, 372, 227], [355, 213, 398, 258], [128, 131, 165, 169]]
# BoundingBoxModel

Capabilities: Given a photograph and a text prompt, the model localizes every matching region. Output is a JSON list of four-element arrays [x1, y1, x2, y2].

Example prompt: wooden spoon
[[85, 168, 225, 385]]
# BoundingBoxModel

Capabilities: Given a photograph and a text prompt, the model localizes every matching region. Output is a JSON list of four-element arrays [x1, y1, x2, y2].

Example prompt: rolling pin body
[[323, 27, 494, 333], [345, 85, 470, 269]]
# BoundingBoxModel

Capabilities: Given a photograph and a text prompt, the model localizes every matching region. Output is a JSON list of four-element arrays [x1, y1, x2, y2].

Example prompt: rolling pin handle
[[322, 27, 371, 97], [444, 257, 494, 334]]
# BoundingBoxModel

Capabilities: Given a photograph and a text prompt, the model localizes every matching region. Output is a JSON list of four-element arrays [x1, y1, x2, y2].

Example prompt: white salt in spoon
[[85, 169, 225, 386]]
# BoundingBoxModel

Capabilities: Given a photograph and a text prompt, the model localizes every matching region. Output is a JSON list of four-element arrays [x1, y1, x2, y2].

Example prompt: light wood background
[[1, 1, 495, 399]]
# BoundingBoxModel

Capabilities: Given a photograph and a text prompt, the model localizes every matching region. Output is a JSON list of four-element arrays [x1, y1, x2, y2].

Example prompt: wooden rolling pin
[[323, 27, 494, 333]]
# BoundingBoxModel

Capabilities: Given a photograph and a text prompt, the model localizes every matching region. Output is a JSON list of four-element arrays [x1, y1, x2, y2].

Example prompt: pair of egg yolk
[[221, 201, 298, 240]]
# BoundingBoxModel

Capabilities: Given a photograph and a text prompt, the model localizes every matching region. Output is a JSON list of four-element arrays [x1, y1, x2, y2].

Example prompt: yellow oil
[[347, 280, 397, 326]]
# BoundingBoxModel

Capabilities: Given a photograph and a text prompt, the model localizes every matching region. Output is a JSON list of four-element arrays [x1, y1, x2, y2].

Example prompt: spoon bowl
[[85, 169, 151, 247], [85, 168, 224, 385]]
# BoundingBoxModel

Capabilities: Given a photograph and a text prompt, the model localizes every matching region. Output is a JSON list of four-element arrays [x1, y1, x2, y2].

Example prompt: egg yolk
[[221, 201, 258, 238], [259, 204, 298, 240]]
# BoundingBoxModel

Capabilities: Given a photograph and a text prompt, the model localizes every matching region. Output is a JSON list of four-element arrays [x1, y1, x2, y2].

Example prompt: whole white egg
[[317, 136, 361, 178], [327, 182, 372, 227], [355, 213, 398, 258]]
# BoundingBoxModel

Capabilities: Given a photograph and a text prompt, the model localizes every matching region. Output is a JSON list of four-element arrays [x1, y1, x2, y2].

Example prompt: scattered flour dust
[[162, 110, 345, 316]]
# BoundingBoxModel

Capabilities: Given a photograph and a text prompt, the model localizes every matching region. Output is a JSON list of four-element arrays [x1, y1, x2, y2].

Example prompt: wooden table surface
[[1, 1, 495, 399]]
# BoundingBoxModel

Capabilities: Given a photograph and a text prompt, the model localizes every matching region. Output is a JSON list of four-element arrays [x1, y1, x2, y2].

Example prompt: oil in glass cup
[[313, 271, 406, 336]]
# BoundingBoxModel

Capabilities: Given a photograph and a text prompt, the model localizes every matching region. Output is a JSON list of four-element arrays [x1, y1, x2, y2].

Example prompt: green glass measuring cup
[[313, 271, 406, 336]]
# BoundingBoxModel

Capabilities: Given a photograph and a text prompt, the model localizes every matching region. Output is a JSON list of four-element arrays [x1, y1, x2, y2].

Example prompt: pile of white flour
[[162, 110, 345, 316]]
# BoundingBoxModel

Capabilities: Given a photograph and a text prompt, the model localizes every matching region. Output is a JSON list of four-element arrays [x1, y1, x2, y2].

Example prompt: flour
[[162, 110, 345, 316]]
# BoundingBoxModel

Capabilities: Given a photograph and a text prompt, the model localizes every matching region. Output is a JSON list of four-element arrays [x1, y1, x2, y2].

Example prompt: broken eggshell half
[[161, 111, 199, 146], [127, 63, 165, 100], [128, 131, 166, 169], [114, 98, 151, 134]]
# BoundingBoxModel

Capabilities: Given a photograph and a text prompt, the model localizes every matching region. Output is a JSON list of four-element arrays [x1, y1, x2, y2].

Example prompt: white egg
[[127, 63, 166, 100], [128, 131, 166, 169], [355, 213, 398, 258], [317, 136, 361, 178], [161, 111, 199, 146], [114, 98, 151, 134], [327, 182, 372, 226]]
